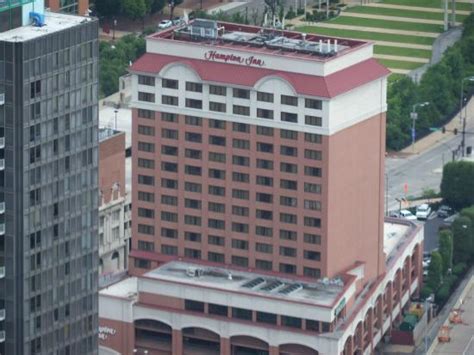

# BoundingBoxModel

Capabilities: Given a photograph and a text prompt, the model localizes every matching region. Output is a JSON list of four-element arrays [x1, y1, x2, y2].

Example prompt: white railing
[[0, 330, 4, 342], [0, 224, 4, 235], [0, 309, 5, 321], [0, 202, 4, 214], [0, 266, 4, 279], [0, 137, 4, 149], [0, 93, 4, 106], [0, 159, 4, 170]]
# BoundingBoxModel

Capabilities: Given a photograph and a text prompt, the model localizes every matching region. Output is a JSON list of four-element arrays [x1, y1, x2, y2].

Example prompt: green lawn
[[326, 16, 444, 33], [297, 26, 435, 45], [374, 45, 432, 59], [346, 6, 469, 22], [377, 58, 424, 70], [381, 0, 473, 12]]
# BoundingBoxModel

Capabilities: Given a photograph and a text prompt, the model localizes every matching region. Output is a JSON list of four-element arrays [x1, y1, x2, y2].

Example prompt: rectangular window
[[232, 307, 252, 320], [232, 172, 249, 183], [280, 229, 297, 241], [161, 211, 178, 222], [185, 81, 203, 92], [134, 258, 151, 269], [305, 149, 322, 160], [209, 152, 226, 163], [161, 228, 177, 239], [138, 92, 155, 102], [185, 116, 202, 126], [256, 142, 273, 153], [232, 189, 249, 200], [209, 168, 225, 179], [161, 195, 178, 206], [256, 243, 273, 253], [209, 102, 226, 113], [233, 139, 250, 150], [208, 219, 225, 230], [232, 239, 248, 250], [232, 222, 248, 233], [138, 109, 154, 119], [208, 235, 225, 246], [161, 178, 177, 189], [184, 215, 201, 226], [279, 263, 297, 274], [185, 132, 202, 143], [281, 95, 298, 106], [305, 98, 322, 110], [138, 141, 155, 152], [256, 226, 273, 237], [304, 183, 321, 194], [233, 105, 250, 116], [162, 128, 179, 139], [185, 232, 202, 242], [208, 202, 225, 213], [281, 112, 298, 123], [257, 108, 274, 119], [209, 135, 226, 146], [304, 200, 321, 211], [162, 78, 178, 89], [257, 312, 277, 324], [209, 303, 228, 316], [280, 179, 297, 190], [208, 252, 225, 263], [138, 175, 155, 186], [185, 300, 205, 312], [256, 126, 274, 136], [304, 250, 321, 261], [305, 166, 322, 177], [138, 207, 155, 218], [257, 91, 273, 102], [184, 249, 201, 259], [161, 245, 178, 255], [232, 155, 250, 167], [185, 165, 202, 176], [162, 145, 178, 156], [185, 98, 202, 109], [162, 95, 178, 106], [232, 88, 250, 99], [280, 213, 297, 224], [280, 162, 298, 173], [280, 246, 297, 257], [138, 224, 155, 235], [231, 256, 249, 268], [256, 159, 273, 170], [138, 158, 155, 169], [280, 196, 297, 207], [304, 267, 321, 279], [161, 112, 178, 122], [185, 182, 201, 193], [304, 217, 321, 227], [185, 149, 202, 160], [209, 119, 226, 129], [305, 133, 322, 144], [280, 129, 298, 140], [256, 176, 273, 187], [138, 125, 155, 136], [232, 205, 249, 216], [304, 233, 321, 244], [185, 199, 202, 210], [232, 122, 250, 133], [256, 193, 272, 203], [305, 115, 322, 126], [162, 161, 178, 172], [138, 191, 155, 202], [210, 85, 226, 96], [256, 260, 272, 270], [138, 75, 155, 86], [208, 185, 225, 196], [281, 315, 302, 328]]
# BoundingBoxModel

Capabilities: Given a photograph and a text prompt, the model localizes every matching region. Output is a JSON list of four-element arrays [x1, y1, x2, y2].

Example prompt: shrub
[[420, 286, 433, 299], [453, 262, 467, 276], [436, 284, 450, 305]]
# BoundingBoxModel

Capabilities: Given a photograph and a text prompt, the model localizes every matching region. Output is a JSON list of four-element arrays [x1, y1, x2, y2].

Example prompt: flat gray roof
[[0, 11, 92, 42]]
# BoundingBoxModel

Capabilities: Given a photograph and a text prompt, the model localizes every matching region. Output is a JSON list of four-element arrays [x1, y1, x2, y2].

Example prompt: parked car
[[437, 205, 453, 218], [416, 204, 431, 220], [400, 209, 417, 221], [158, 20, 173, 29], [172, 17, 183, 26]]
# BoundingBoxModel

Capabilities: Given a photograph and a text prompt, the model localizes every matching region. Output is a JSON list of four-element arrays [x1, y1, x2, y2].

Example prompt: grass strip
[[346, 6, 468, 22], [297, 26, 435, 45], [377, 58, 424, 69], [374, 45, 432, 59], [326, 16, 444, 33], [381, 0, 473, 12]]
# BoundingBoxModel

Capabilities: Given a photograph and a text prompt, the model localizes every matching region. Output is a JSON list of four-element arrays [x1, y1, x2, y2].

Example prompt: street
[[385, 98, 474, 212]]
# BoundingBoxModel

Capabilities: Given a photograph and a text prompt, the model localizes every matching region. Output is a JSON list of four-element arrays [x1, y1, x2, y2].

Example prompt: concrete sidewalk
[[364, 3, 472, 16], [400, 97, 474, 155]]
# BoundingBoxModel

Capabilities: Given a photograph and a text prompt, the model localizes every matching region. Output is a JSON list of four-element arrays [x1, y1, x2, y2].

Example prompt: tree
[[264, 0, 282, 23], [440, 161, 474, 210], [94, 0, 120, 17], [452, 216, 473, 264], [426, 251, 443, 291], [438, 229, 453, 275], [121, 0, 146, 19]]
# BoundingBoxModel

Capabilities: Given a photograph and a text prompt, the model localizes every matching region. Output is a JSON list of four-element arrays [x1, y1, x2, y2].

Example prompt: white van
[[416, 204, 431, 220]]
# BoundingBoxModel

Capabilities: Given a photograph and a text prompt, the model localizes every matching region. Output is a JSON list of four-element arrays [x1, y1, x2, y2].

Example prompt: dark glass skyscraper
[[0, 2, 99, 354]]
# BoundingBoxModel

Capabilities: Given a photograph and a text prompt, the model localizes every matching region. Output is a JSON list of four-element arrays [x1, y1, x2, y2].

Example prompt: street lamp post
[[114, 109, 118, 130], [459, 76, 474, 157], [411, 102, 430, 153], [113, 19, 117, 41]]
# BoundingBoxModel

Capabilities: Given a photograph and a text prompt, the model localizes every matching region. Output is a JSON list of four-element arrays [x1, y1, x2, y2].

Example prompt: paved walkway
[[373, 40, 432, 50], [389, 68, 411, 74], [364, 3, 472, 16], [401, 96, 474, 155], [374, 54, 429, 63], [316, 22, 440, 37], [340, 12, 461, 26]]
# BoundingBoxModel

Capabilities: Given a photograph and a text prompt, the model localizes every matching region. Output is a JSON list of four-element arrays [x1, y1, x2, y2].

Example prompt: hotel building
[[99, 20, 424, 355]]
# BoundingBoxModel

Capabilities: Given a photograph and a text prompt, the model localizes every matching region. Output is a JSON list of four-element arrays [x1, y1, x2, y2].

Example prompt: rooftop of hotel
[[0, 11, 92, 42], [151, 19, 368, 62], [384, 219, 418, 266]]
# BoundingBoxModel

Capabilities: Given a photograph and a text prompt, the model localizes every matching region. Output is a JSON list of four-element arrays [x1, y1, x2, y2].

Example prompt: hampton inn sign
[[204, 50, 266, 67]]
